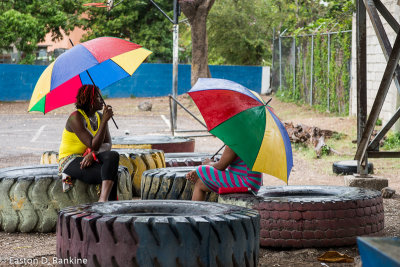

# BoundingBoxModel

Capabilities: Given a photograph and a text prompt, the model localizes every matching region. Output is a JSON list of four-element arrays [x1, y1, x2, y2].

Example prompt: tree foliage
[[200, 0, 354, 66], [82, 0, 174, 63], [0, 0, 85, 63]]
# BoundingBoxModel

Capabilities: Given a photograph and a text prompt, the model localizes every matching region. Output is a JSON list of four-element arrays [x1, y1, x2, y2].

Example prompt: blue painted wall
[[0, 63, 262, 101]]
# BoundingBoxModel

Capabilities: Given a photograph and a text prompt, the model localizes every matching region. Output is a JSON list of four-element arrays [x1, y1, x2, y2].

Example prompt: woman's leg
[[97, 151, 119, 201], [64, 151, 119, 201], [190, 171, 212, 201]]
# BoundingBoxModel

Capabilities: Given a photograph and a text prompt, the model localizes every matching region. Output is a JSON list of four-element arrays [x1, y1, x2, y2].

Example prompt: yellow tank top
[[59, 109, 100, 160]]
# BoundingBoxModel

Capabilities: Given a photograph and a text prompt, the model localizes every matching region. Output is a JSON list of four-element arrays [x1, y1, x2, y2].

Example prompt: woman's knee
[[101, 151, 120, 164]]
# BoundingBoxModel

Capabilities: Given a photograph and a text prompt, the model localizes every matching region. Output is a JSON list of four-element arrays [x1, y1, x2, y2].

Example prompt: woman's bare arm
[[208, 146, 237, 171]]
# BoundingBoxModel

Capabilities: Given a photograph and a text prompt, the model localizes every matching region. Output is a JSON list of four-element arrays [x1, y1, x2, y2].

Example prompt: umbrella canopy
[[188, 78, 293, 183], [28, 37, 152, 113]]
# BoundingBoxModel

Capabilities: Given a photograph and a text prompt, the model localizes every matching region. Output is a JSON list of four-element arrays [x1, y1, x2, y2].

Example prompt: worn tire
[[40, 149, 165, 197], [56, 200, 260, 267], [0, 165, 130, 233], [113, 149, 165, 197], [165, 152, 220, 167], [333, 160, 374, 175], [141, 167, 218, 202], [112, 135, 195, 152], [40, 151, 59, 164], [218, 185, 384, 248]]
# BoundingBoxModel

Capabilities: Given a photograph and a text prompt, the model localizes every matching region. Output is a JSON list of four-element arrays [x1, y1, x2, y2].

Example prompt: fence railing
[[271, 30, 352, 115]]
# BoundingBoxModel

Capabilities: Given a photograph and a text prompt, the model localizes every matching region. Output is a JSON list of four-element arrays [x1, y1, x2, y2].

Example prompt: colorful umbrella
[[188, 78, 293, 183], [28, 37, 152, 113]]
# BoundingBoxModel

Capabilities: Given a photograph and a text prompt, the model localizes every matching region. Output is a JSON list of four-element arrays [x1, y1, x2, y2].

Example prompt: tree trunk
[[179, 0, 215, 86]]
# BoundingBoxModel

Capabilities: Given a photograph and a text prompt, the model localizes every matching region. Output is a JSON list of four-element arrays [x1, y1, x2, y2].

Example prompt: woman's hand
[[186, 170, 199, 183], [102, 105, 114, 122], [202, 158, 213, 165], [80, 153, 94, 169]]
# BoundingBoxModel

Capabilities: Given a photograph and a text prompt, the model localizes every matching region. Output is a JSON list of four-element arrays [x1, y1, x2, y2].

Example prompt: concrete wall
[[350, 1, 400, 127], [0, 63, 268, 101]]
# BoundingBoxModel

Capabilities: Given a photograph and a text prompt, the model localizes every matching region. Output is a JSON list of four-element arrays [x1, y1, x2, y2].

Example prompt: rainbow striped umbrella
[[188, 78, 293, 183], [28, 37, 152, 113]]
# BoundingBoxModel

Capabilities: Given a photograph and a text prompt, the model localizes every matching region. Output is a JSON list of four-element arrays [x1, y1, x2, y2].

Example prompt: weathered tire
[[40, 151, 59, 164], [165, 152, 220, 167], [112, 135, 195, 152], [0, 165, 130, 233], [141, 167, 218, 202], [56, 200, 260, 267], [333, 160, 374, 175], [40, 149, 165, 197], [218, 185, 384, 248], [113, 149, 165, 197]]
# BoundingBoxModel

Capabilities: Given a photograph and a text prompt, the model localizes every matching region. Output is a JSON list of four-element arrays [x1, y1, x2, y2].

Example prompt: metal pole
[[279, 29, 287, 91], [293, 37, 296, 96], [169, 95, 175, 136], [310, 34, 314, 105], [279, 35, 282, 91], [327, 33, 331, 111], [171, 0, 179, 130]]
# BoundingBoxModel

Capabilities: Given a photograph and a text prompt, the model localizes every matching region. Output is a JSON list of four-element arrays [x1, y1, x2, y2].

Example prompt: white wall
[[350, 1, 400, 128]]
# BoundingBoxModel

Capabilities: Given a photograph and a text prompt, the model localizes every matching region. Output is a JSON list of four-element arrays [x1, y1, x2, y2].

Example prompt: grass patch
[[382, 132, 400, 151]]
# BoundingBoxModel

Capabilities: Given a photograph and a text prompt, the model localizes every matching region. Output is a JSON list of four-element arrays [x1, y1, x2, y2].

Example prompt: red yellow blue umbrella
[[188, 78, 293, 183], [28, 37, 152, 113]]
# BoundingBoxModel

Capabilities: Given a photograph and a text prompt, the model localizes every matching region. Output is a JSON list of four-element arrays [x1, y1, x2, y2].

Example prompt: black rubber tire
[[141, 167, 218, 202], [0, 165, 130, 233], [56, 200, 260, 266], [332, 160, 373, 175], [40, 149, 165, 197], [218, 185, 384, 248], [112, 135, 195, 152], [165, 152, 220, 167]]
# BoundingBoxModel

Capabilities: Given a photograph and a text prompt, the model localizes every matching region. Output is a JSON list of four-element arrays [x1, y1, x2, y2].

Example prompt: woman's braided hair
[[75, 84, 99, 112]]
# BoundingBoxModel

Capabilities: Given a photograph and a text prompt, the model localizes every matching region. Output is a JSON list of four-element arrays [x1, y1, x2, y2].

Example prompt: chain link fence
[[271, 30, 352, 115]]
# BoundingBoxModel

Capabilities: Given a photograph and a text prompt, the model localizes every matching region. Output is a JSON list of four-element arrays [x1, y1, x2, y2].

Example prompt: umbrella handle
[[99, 94, 119, 129], [211, 144, 225, 160], [69, 39, 118, 129]]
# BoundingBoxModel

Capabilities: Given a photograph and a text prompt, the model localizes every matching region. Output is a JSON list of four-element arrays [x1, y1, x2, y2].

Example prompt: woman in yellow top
[[58, 84, 119, 202]]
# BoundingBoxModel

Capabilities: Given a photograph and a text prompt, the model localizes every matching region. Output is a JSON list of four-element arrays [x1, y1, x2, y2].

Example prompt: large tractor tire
[[0, 165, 130, 233], [57, 200, 260, 267], [112, 135, 195, 152], [218, 185, 384, 248], [40, 149, 165, 197], [141, 167, 218, 202], [332, 160, 374, 175], [164, 152, 220, 167]]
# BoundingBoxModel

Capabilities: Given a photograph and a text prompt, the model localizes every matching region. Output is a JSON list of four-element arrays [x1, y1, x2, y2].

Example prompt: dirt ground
[[0, 95, 398, 266]]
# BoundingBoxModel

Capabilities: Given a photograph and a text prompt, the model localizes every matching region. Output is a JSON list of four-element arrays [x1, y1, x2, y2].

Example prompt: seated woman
[[58, 84, 119, 202], [186, 145, 263, 201]]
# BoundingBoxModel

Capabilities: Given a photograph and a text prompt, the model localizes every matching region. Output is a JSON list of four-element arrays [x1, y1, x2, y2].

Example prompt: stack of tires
[[0, 164, 130, 232]]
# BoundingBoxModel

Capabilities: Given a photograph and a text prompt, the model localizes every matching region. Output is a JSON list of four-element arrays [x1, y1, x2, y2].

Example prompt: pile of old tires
[[0, 164, 130, 232]]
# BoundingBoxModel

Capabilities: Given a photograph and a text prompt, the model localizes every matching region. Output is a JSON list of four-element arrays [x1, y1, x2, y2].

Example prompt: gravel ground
[[0, 95, 398, 266]]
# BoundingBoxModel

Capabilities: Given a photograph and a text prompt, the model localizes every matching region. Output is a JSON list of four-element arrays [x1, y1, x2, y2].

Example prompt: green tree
[[82, 0, 174, 63], [179, 0, 215, 85], [0, 0, 85, 64], [207, 0, 274, 66]]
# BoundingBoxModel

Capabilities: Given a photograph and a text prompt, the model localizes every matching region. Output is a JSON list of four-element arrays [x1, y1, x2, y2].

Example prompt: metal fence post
[[327, 33, 331, 111], [310, 33, 314, 105], [293, 37, 296, 95], [279, 35, 282, 91], [279, 29, 287, 91]]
